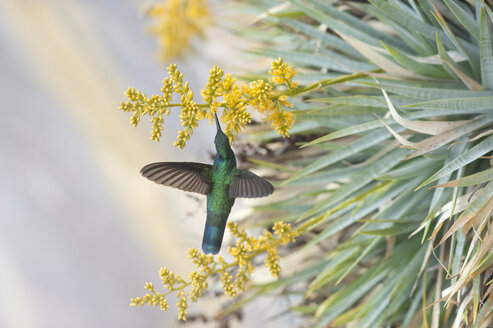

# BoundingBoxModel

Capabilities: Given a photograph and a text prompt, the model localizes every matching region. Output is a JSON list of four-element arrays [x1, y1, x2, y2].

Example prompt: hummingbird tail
[[202, 214, 227, 255]]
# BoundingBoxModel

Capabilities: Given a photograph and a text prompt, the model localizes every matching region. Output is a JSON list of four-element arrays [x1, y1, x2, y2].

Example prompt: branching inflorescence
[[130, 221, 298, 320], [119, 58, 297, 148]]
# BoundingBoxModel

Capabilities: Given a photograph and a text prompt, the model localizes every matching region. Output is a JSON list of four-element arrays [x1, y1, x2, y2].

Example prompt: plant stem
[[286, 70, 382, 98]]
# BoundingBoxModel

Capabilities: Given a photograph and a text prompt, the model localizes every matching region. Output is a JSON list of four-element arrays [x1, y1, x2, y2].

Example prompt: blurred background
[[0, 0, 257, 327]]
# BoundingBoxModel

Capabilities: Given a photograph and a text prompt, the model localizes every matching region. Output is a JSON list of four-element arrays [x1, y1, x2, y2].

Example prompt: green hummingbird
[[140, 114, 274, 254]]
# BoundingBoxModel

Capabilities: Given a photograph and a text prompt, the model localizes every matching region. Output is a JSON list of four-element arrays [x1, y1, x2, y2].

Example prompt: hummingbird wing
[[140, 162, 213, 195], [229, 169, 274, 198]]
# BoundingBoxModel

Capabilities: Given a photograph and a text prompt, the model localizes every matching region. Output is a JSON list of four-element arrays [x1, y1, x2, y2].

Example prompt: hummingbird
[[140, 114, 274, 254]]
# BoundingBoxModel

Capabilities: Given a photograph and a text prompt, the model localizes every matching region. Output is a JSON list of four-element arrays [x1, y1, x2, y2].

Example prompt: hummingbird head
[[214, 113, 233, 153]]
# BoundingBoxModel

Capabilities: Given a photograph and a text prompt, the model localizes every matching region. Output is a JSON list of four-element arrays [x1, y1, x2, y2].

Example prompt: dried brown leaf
[[381, 89, 471, 135], [405, 117, 481, 160], [338, 33, 424, 79], [462, 197, 493, 234], [375, 114, 417, 147], [445, 225, 493, 302]]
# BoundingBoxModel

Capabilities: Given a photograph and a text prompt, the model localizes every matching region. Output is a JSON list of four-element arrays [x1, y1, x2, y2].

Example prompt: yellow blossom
[[131, 221, 299, 320], [222, 85, 252, 140], [176, 290, 188, 321], [202, 66, 224, 122], [189, 285, 203, 302], [220, 270, 237, 297], [151, 114, 164, 141], [146, 0, 210, 62], [269, 57, 298, 89], [160, 78, 174, 108], [120, 60, 297, 148], [188, 247, 215, 272], [167, 64, 183, 89], [130, 284, 169, 311], [235, 268, 249, 291], [175, 94, 204, 148], [265, 248, 281, 278], [245, 80, 273, 110], [273, 221, 298, 244], [160, 298, 170, 311], [189, 271, 205, 286], [159, 267, 185, 289], [201, 65, 224, 104], [144, 282, 155, 292], [268, 108, 295, 138], [229, 242, 250, 268], [222, 74, 236, 93], [278, 95, 293, 108], [227, 222, 248, 241]]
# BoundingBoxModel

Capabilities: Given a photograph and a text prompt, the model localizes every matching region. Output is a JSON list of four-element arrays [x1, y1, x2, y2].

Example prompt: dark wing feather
[[229, 169, 274, 198], [140, 162, 212, 195]]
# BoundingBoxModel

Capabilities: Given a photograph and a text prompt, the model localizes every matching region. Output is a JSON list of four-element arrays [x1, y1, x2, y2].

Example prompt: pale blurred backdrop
[[0, 0, 304, 327], [0, 0, 219, 327]]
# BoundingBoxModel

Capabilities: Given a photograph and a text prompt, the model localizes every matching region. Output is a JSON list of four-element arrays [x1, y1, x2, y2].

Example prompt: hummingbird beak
[[214, 113, 222, 131]]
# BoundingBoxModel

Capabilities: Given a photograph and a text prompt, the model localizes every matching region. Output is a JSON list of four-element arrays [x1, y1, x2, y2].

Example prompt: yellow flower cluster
[[225, 221, 299, 280], [130, 282, 169, 311], [273, 221, 298, 244], [159, 266, 185, 289], [130, 221, 298, 320], [120, 59, 297, 148], [269, 57, 298, 89], [146, 0, 210, 62], [177, 291, 188, 321], [266, 248, 281, 277]]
